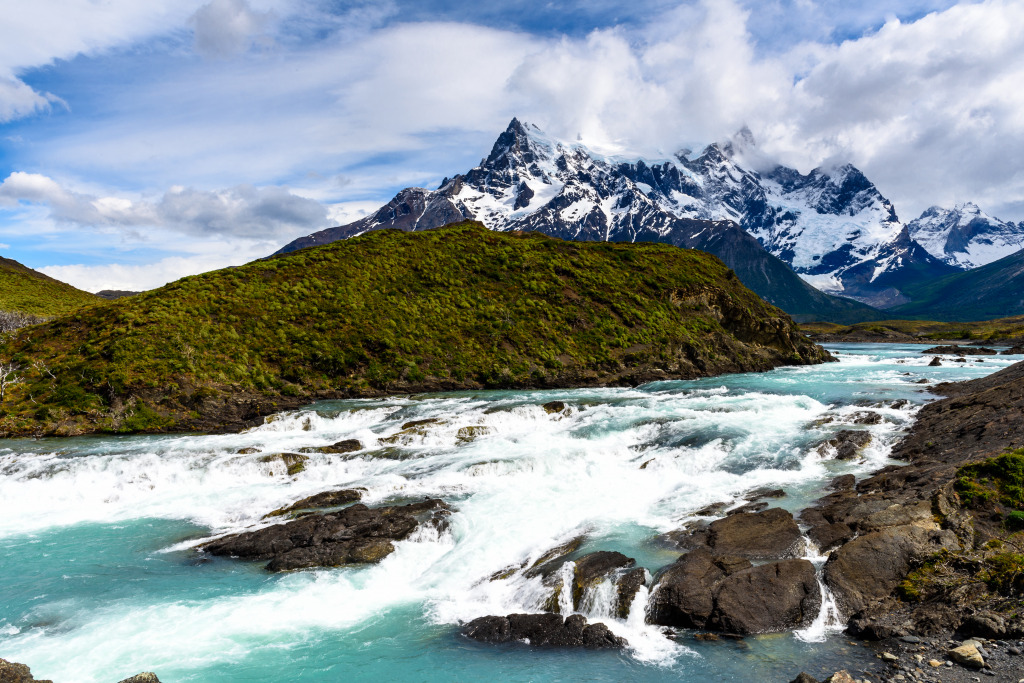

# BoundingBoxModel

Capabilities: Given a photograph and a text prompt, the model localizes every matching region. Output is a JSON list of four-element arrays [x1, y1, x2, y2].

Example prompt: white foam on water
[[0, 345, 1013, 678], [795, 541, 845, 643]]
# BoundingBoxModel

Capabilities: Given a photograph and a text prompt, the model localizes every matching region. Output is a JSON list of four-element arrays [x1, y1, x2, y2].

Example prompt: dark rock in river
[[818, 429, 872, 460], [647, 547, 820, 634], [301, 439, 363, 454], [202, 498, 450, 571], [922, 344, 997, 355], [462, 613, 627, 648], [117, 675, 163, 683], [541, 401, 566, 414], [264, 488, 363, 517], [710, 559, 821, 634], [828, 474, 856, 491], [0, 659, 52, 683], [666, 508, 803, 559], [928, 356, 942, 366], [616, 567, 648, 618], [706, 508, 803, 560], [571, 551, 635, 607], [1002, 344, 1024, 355]]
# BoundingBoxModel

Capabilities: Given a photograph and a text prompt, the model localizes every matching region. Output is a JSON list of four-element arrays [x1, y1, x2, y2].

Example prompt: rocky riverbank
[[790, 359, 1024, 681]]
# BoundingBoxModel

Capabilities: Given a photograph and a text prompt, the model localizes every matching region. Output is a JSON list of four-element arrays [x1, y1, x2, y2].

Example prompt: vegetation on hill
[[0, 256, 101, 316], [0, 221, 829, 436], [888, 248, 1024, 321], [801, 315, 1024, 342]]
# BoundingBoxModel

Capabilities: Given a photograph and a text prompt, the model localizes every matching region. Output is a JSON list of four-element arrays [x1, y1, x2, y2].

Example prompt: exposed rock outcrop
[[0, 659, 52, 683], [666, 507, 804, 560], [264, 488, 363, 517], [203, 499, 450, 571], [462, 613, 626, 649], [647, 547, 820, 634]]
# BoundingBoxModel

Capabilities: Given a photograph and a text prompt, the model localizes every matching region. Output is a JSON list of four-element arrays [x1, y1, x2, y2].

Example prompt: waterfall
[[795, 538, 844, 643]]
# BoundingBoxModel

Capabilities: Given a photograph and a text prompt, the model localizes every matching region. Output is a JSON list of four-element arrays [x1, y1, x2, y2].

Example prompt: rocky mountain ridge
[[907, 201, 1024, 270], [277, 119, 1022, 314]]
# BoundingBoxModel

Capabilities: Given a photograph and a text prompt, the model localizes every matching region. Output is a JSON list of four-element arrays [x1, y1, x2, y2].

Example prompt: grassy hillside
[[888, 248, 1024, 321], [801, 315, 1024, 342], [0, 222, 829, 436], [0, 256, 101, 316]]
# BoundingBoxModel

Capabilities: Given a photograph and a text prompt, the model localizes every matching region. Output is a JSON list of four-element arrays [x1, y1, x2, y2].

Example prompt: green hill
[[0, 256, 101, 316], [889, 248, 1024, 321], [0, 222, 830, 437]]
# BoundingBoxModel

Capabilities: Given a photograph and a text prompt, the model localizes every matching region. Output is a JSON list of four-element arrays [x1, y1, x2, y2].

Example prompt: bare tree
[[0, 310, 47, 333], [0, 361, 22, 404]]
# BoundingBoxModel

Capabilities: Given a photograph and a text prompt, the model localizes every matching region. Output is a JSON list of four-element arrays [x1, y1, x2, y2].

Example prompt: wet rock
[[1001, 345, 1024, 355], [379, 419, 446, 445], [302, 439, 363, 454], [264, 488, 363, 518], [462, 613, 627, 649], [648, 547, 817, 634], [521, 536, 585, 579], [807, 521, 855, 553], [648, 548, 726, 628], [744, 487, 786, 501], [727, 501, 768, 515], [854, 411, 883, 425], [948, 643, 985, 669], [922, 345, 997, 356], [789, 673, 820, 683], [639, 458, 655, 469], [401, 418, 442, 430], [237, 446, 259, 454], [456, 426, 491, 443], [0, 659, 52, 683], [258, 452, 308, 476], [706, 508, 804, 560], [929, 357, 942, 367], [571, 551, 635, 607], [819, 430, 872, 461], [709, 559, 821, 634], [542, 401, 566, 414], [828, 474, 856, 491], [823, 524, 959, 615], [615, 567, 647, 618], [118, 675, 162, 683], [202, 499, 450, 571], [693, 502, 727, 516]]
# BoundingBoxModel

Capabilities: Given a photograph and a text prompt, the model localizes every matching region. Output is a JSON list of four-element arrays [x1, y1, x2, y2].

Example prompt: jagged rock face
[[276, 120, 888, 322], [274, 118, 960, 310], [908, 202, 1024, 270]]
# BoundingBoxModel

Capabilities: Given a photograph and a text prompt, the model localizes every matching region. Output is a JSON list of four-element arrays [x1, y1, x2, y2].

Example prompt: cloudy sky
[[1, 0, 1021, 291]]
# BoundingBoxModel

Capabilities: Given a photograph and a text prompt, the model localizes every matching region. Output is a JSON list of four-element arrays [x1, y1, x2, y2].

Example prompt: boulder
[[789, 674, 819, 683], [819, 430, 872, 461], [303, 439, 363, 454], [922, 345, 996, 356], [706, 508, 803, 560], [462, 613, 626, 649], [823, 524, 958, 614], [571, 551, 635, 608], [1002, 345, 1024, 355], [647, 548, 725, 628], [928, 357, 942, 367], [615, 567, 647, 618], [947, 643, 984, 669], [202, 499, 450, 571], [709, 559, 821, 634], [265, 488, 363, 517], [0, 659, 52, 683], [118, 675, 162, 683], [258, 452, 308, 475], [828, 474, 856, 491], [542, 401, 566, 414]]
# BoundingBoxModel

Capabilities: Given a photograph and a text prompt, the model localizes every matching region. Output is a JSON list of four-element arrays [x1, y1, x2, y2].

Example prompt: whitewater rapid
[[0, 344, 1018, 682]]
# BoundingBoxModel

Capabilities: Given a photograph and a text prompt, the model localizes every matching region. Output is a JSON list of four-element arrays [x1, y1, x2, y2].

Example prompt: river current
[[1, 344, 1019, 682]]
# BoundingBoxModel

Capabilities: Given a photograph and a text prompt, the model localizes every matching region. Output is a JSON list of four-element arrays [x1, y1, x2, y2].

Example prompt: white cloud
[[39, 250, 262, 292], [191, 0, 274, 58], [0, 172, 327, 239]]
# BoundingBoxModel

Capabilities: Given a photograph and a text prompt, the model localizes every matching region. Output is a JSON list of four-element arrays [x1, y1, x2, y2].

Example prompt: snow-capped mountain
[[907, 202, 1024, 270], [276, 119, 953, 313]]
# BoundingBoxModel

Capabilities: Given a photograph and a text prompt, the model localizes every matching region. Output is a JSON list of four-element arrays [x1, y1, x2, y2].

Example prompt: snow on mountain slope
[[907, 202, 1024, 270], [274, 119, 954, 311]]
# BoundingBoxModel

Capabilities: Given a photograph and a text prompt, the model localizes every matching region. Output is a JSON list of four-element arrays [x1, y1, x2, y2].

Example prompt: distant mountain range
[[276, 119, 1024, 322]]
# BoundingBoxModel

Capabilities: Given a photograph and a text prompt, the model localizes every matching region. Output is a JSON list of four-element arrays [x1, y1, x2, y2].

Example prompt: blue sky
[[1, 0, 1021, 291]]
